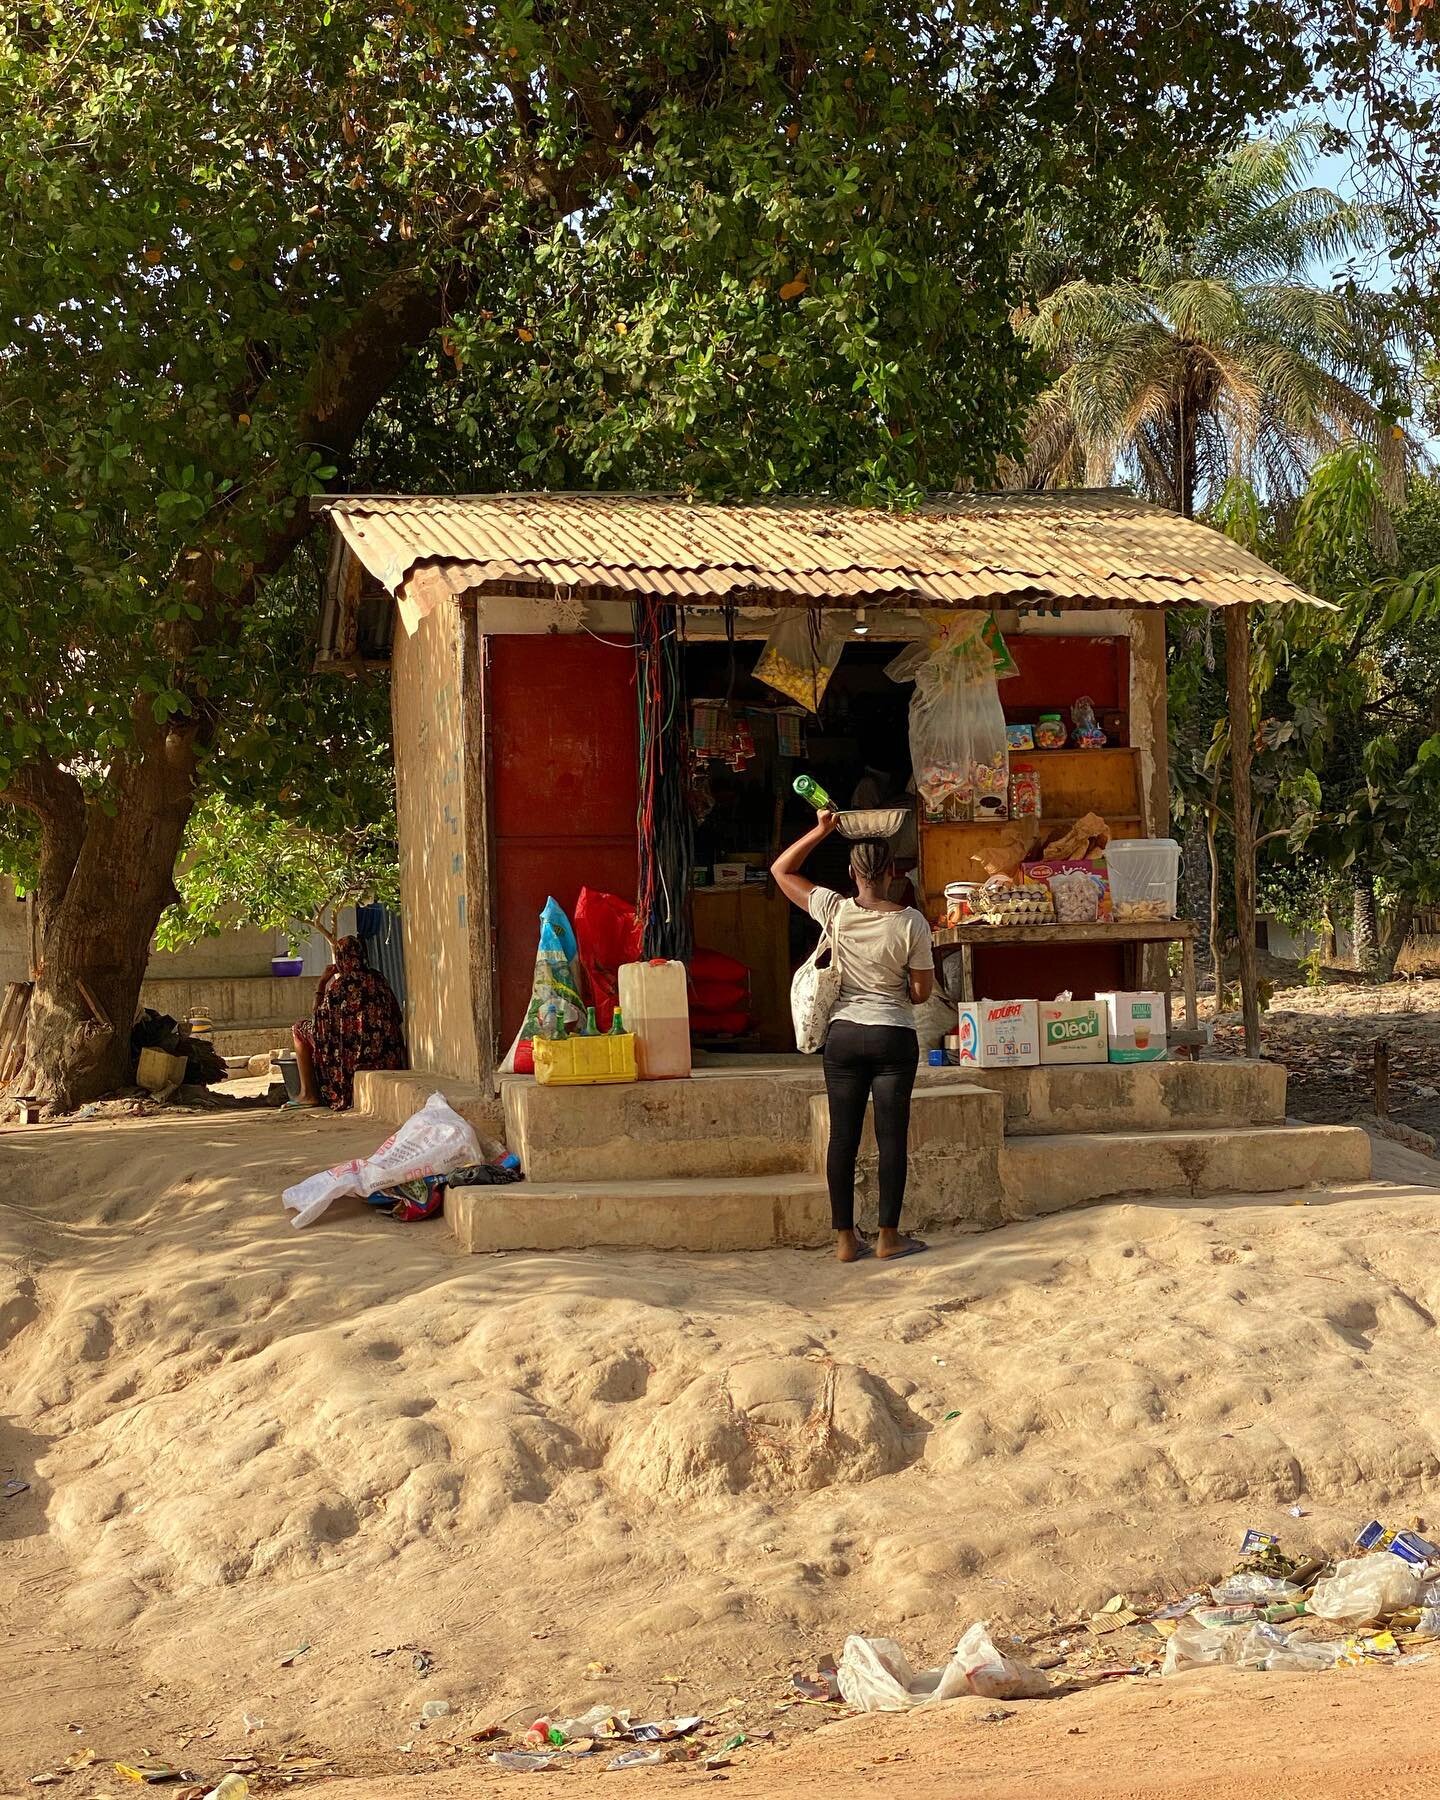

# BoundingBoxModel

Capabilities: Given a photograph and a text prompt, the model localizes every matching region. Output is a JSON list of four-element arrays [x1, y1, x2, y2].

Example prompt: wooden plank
[[0, 982, 32, 1086], [933, 920, 1195, 948], [1225, 606, 1261, 1055]]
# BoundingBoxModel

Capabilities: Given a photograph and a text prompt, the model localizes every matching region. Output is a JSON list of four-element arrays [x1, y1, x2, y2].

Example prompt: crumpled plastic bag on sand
[[1309, 1555, 1424, 1626], [838, 1623, 1050, 1710], [282, 1092, 482, 1228]]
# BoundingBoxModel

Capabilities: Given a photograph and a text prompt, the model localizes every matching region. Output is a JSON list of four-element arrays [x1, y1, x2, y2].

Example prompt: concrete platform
[[448, 1172, 830, 1253], [351, 1069, 504, 1137], [353, 1055, 1373, 1254], [1000, 1122, 1372, 1216]]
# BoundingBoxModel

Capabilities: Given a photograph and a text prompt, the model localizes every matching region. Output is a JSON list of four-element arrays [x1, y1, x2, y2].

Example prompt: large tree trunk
[[1375, 895, 1414, 983], [1352, 868, 1381, 977], [14, 730, 198, 1111]]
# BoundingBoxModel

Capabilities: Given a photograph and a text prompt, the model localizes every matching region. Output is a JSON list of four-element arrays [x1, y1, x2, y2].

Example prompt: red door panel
[[486, 635, 639, 1048]]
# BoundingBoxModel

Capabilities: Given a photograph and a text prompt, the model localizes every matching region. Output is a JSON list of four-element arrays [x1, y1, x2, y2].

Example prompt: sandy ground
[[3, 1106, 1440, 1796]]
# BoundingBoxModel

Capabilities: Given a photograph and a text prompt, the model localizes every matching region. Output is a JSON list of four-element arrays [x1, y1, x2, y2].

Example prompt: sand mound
[[2, 1110, 1439, 1780]]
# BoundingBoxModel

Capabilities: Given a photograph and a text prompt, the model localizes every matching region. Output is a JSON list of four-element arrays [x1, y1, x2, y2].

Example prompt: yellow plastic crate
[[533, 1032, 638, 1086]]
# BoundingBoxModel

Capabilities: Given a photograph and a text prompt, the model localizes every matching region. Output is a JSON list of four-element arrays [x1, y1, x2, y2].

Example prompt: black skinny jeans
[[822, 1020, 919, 1233]]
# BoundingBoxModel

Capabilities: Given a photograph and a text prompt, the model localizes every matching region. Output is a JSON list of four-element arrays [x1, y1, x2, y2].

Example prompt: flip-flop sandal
[[877, 1239, 928, 1261]]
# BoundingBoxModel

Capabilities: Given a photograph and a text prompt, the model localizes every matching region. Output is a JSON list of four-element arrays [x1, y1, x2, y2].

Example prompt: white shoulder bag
[[791, 906, 843, 1053]]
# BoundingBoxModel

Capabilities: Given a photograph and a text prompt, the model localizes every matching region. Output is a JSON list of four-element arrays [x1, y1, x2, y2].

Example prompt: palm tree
[[1010, 126, 1410, 518]]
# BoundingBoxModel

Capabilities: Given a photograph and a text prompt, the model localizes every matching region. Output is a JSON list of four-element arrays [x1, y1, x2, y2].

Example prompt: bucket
[[276, 1052, 303, 1103]]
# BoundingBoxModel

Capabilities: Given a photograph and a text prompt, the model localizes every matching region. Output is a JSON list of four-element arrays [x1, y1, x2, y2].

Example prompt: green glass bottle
[[792, 773, 834, 811], [609, 1007, 626, 1035], [582, 1005, 599, 1036]]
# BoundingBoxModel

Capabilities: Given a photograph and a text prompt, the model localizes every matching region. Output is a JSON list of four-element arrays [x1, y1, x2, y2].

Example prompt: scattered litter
[[1311, 1555, 1423, 1626], [420, 1699, 454, 1723], [241, 1716, 264, 1736], [277, 1642, 310, 1667], [281, 1091, 484, 1228], [632, 1717, 703, 1743], [605, 1747, 668, 1772], [839, 1624, 1049, 1710], [492, 1752, 561, 1773], [790, 1672, 839, 1701], [1099, 1593, 1129, 1613], [30, 1777, 63, 1788], [114, 1764, 185, 1785], [1289, 1505, 1308, 1518], [413, 1650, 433, 1676], [4, 1478, 30, 1499], [1087, 1609, 1138, 1636], [201, 1779, 249, 1800], [941, 1411, 962, 1422]]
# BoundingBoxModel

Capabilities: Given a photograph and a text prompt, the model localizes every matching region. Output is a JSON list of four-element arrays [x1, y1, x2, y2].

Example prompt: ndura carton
[[1038, 998, 1108, 1065], [954, 999, 1040, 1069]]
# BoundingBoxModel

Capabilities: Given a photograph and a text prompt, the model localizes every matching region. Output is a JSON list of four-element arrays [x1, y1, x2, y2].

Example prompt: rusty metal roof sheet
[[315, 491, 1323, 647]]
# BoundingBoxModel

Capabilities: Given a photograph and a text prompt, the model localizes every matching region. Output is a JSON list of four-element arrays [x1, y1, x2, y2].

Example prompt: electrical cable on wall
[[634, 598, 694, 961]]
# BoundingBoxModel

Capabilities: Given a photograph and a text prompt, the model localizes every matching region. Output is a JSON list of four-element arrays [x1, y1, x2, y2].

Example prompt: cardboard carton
[[954, 998, 1040, 1069], [1039, 998, 1109, 1065], [1097, 991, 1167, 1063]]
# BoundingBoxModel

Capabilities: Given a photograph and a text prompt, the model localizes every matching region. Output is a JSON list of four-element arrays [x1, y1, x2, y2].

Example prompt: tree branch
[[0, 760, 87, 938]]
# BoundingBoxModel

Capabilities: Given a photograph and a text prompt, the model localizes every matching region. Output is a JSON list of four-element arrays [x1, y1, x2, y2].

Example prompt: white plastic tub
[[1105, 838, 1181, 921]]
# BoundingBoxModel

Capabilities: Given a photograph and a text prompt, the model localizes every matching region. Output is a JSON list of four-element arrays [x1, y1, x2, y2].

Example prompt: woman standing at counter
[[773, 811, 934, 1263]]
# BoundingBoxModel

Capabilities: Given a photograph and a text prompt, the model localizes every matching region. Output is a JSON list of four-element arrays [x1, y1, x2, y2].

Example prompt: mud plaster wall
[[392, 596, 479, 1081]]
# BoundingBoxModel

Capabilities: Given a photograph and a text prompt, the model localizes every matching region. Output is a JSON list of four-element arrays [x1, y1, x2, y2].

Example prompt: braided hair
[[849, 838, 893, 888]]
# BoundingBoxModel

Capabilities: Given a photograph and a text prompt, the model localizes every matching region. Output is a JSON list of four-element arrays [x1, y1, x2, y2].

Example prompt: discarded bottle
[[421, 1698, 452, 1721], [581, 1006, 599, 1037], [203, 1779, 249, 1800], [792, 773, 834, 812]]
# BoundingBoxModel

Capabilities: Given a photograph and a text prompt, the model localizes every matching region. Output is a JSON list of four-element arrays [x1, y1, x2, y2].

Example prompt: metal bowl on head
[[836, 807, 909, 840]]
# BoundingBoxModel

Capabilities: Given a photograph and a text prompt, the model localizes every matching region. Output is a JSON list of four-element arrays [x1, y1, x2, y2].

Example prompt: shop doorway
[[686, 635, 915, 1050]]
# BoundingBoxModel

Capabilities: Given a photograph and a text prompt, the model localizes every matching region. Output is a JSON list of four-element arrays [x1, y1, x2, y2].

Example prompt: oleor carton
[[1038, 999, 1108, 1065], [954, 999, 1040, 1069], [1097, 991, 1167, 1063]]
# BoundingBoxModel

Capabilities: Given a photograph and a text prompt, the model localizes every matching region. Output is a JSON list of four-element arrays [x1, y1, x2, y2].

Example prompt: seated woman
[[292, 935, 406, 1110], [773, 811, 935, 1263]]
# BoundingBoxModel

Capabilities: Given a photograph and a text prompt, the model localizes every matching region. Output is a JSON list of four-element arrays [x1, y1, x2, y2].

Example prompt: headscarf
[[309, 935, 406, 1109]]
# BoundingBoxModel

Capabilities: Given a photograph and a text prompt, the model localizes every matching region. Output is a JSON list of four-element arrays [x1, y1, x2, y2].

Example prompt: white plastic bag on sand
[[838, 1624, 1049, 1711], [282, 1092, 482, 1228], [1309, 1554, 1423, 1626], [1161, 1618, 1250, 1676], [1210, 1572, 1302, 1604]]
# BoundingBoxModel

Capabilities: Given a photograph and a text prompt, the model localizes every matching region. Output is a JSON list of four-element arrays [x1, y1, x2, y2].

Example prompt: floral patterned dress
[[299, 936, 407, 1109]]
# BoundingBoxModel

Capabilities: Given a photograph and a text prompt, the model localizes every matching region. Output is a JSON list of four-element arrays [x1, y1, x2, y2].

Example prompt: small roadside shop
[[315, 491, 1318, 1086]]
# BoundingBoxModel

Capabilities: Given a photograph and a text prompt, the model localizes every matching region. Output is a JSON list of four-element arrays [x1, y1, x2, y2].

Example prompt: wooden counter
[[932, 917, 1200, 1044]]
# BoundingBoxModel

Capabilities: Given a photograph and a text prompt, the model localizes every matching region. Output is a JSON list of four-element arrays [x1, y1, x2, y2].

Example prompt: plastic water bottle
[[792, 773, 834, 811]]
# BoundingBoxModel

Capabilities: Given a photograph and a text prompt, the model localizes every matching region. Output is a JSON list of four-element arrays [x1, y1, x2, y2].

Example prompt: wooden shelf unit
[[918, 746, 1149, 912]]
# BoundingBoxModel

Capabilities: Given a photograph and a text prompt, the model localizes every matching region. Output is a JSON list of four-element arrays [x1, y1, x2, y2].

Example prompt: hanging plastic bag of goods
[[754, 611, 847, 714], [901, 614, 1013, 823]]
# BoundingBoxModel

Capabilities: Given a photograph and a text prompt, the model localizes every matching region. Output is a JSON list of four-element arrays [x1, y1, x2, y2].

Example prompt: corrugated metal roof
[[315, 491, 1323, 651]]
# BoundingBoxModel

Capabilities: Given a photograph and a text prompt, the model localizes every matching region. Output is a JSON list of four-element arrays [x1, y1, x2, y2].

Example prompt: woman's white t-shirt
[[807, 887, 934, 1031]]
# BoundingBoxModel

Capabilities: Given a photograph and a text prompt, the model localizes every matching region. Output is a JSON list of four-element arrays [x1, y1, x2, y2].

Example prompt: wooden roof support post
[[1225, 604, 1261, 1056]]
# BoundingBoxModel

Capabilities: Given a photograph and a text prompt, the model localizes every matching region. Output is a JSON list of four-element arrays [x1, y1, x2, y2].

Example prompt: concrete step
[[448, 1172, 830, 1254], [213, 1024, 296, 1057], [502, 1072, 819, 1183], [351, 1069, 504, 1138], [1000, 1122, 1371, 1218], [808, 1081, 1004, 1167], [966, 1058, 1288, 1136]]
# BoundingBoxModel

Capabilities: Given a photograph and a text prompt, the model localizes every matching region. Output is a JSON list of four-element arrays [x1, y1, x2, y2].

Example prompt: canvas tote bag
[[791, 908, 843, 1053]]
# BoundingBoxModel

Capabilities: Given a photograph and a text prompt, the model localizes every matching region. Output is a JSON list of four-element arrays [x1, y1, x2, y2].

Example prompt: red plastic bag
[[573, 888, 643, 1030]]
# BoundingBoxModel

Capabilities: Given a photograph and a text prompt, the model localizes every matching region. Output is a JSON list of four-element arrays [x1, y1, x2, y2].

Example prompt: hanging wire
[[634, 598, 694, 960]]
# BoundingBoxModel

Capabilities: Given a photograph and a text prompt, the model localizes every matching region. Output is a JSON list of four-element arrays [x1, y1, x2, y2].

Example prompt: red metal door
[[486, 634, 639, 1050]]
